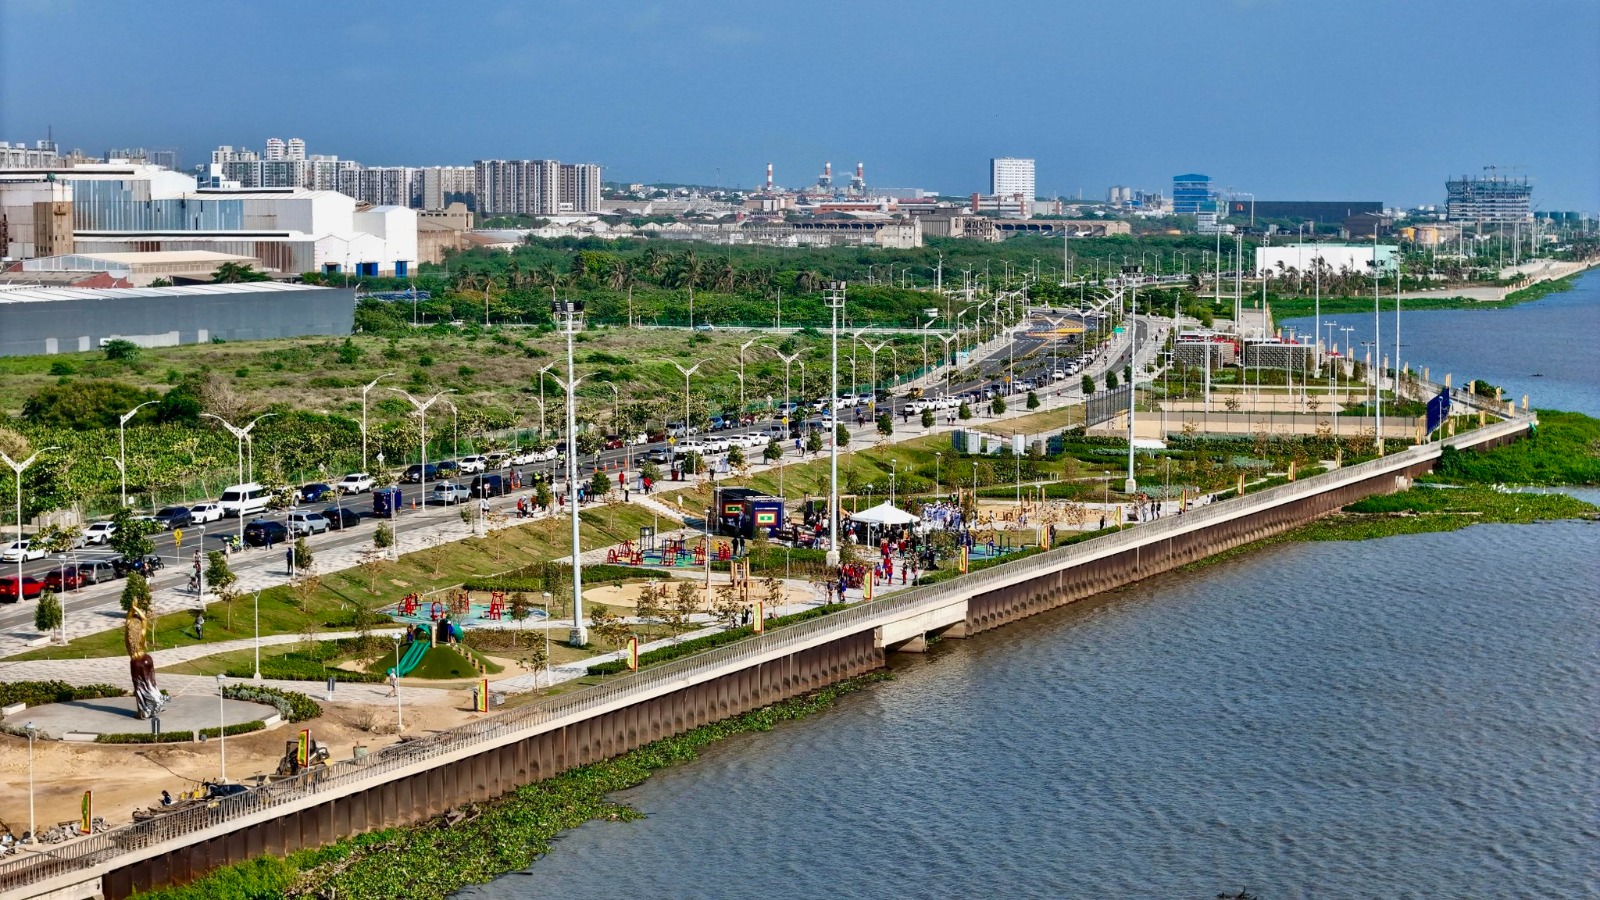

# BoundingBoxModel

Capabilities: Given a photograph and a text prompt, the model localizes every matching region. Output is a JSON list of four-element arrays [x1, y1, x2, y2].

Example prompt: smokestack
[[766, 163, 773, 190], [825, 161, 832, 178], [856, 162, 863, 179]]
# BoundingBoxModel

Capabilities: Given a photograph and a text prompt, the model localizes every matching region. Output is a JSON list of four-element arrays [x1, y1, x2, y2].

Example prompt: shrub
[[222, 655, 384, 685], [221, 684, 323, 722], [96, 721, 265, 744], [0, 681, 125, 708], [586, 604, 848, 676], [34, 589, 62, 634]]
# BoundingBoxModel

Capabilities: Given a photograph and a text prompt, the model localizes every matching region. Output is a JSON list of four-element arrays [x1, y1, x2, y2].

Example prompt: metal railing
[[0, 412, 1532, 895]]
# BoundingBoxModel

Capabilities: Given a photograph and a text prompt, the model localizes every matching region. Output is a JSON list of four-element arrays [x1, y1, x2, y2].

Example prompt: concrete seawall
[[0, 415, 1531, 900]]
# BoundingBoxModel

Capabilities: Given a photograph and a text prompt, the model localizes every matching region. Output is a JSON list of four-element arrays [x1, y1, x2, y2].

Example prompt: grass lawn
[[968, 405, 1082, 435], [359, 644, 499, 679], [9, 502, 663, 661]]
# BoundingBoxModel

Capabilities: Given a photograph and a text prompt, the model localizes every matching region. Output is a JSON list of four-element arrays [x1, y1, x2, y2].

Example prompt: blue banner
[[1426, 389, 1451, 435]]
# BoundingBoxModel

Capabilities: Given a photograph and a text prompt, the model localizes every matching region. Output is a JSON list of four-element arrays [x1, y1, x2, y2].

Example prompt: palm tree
[[640, 247, 668, 283], [609, 262, 637, 325], [672, 251, 705, 327], [713, 259, 737, 293], [213, 262, 269, 283]]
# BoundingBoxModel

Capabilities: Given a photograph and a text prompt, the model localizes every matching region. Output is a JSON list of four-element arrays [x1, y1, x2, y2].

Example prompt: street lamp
[[536, 362, 558, 441], [360, 373, 395, 473], [3, 447, 58, 592], [215, 673, 228, 782], [737, 337, 758, 416], [252, 589, 262, 680], [665, 360, 708, 449], [934, 452, 942, 501], [200, 413, 275, 546], [25, 721, 36, 843], [554, 297, 590, 647], [824, 282, 846, 568], [541, 592, 553, 687], [390, 632, 404, 731], [440, 398, 459, 461], [389, 388, 456, 509], [116, 401, 158, 508]]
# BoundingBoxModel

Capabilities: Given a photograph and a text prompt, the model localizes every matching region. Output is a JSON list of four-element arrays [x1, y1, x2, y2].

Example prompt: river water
[[465, 282, 1599, 900], [1281, 267, 1600, 417]]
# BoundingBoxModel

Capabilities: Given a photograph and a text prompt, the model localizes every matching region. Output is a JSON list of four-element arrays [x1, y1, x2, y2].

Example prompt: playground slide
[[395, 640, 429, 677]]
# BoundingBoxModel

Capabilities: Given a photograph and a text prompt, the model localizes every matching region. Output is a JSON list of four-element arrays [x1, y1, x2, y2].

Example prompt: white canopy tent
[[848, 502, 920, 527]]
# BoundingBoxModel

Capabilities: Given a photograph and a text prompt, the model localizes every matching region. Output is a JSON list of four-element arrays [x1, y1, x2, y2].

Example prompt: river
[[462, 282, 1599, 900], [1281, 266, 1600, 417]]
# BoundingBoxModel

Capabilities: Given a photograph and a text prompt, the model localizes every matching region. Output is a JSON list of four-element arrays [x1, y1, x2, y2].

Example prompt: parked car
[[484, 451, 512, 469], [81, 522, 117, 545], [435, 460, 460, 477], [401, 463, 439, 484], [431, 481, 470, 505], [320, 506, 362, 530], [243, 519, 289, 548], [153, 506, 194, 531], [458, 456, 489, 474], [297, 483, 335, 504], [338, 473, 375, 494], [286, 510, 329, 537], [76, 559, 120, 584], [0, 575, 45, 602], [112, 554, 164, 578], [469, 474, 508, 498], [509, 448, 539, 466], [190, 502, 225, 524], [602, 435, 626, 450], [0, 540, 44, 563], [218, 482, 270, 518], [43, 566, 84, 592]]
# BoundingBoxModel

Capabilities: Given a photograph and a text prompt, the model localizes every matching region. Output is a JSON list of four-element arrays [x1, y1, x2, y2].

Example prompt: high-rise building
[[265, 137, 285, 161], [1172, 174, 1214, 215], [559, 162, 601, 212], [473, 159, 565, 215], [419, 166, 476, 210], [285, 138, 305, 161], [990, 157, 1035, 201], [1445, 174, 1532, 223]]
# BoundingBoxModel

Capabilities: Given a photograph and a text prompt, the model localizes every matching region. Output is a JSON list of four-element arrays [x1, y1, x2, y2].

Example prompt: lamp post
[[215, 673, 227, 782], [665, 360, 708, 450], [390, 632, 403, 731], [200, 413, 275, 546], [389, 388, 455, 509], [889, 459, 897, 507], [2, 448, 56, 591], [536, 363, 557, 441], [440, 398, 459, 461], [1371, 233, 1384, 455], [25, 721, 36, 843], [824, 282, 846, 568], [553, 297, 590, 646], [541, 592, 553, 687], [737, 337, 758, 416], [860, 339, 888, 412], [937, 332, 959, 393], [117, 401, 158, 508], [934, 452, 942, 501], [1125, 282, 1139, 496], [360, 373, 394, 473]]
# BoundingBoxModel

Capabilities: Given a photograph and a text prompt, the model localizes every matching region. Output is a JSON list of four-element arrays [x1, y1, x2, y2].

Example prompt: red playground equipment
[[397, 593, 420, 616], [429, 601, 445, 621], [488, 591, 506, 620]]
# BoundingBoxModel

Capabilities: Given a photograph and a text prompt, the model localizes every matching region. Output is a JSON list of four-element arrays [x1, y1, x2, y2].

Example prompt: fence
[[0, 413, 1531, 895]]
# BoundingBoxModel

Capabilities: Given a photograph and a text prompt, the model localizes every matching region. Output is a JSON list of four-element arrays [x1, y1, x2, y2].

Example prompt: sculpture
[[125, 600, 166, 719]]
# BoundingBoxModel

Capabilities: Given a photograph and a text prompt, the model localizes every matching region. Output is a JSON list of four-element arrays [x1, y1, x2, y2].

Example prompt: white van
[[218, 482, 270, 518]]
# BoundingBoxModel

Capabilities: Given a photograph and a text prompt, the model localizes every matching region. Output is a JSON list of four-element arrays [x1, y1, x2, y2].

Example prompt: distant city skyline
[[2, 0, 1596, 210]]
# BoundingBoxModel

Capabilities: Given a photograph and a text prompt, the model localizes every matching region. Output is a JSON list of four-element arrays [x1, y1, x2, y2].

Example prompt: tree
[[373, 522, 394, 550], [212, 262, 270, 283], [293, 537, 314, 572], [148, 278, 173, 288], [958, 401, 972, 421], [636, 579, 668, 626], [921, 408, 935, 429], [588, 606, 629, 652], [120, 571, 152, 614], [763, 438, 783, 464], [205, 550, 237, 598], [711, 582, 744, 628], [518, 640, 549, 686], [835, 424, 851, 447], [666, 580, 701, 639], [103, 339, 141, 362], [34, 589, 62, 636], [337, 338, 363, 365], [20, 381, 158, 429], [588, 470, 612, 500], [109, 506, 156, 562], [726, 444, 746, 470], [1026, 391, 1040, 410], [1105, 371, 1119, 390], [1082, 374, 1096, 395], [805, 430, 823, 456], [991, 395, 1007, 415], [534, 481, 553, 510], [876, 412, 893, 438]]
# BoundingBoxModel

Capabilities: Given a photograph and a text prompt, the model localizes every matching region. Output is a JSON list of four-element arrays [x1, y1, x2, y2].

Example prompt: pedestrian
[[386, 669, 399, 697], [285, 546, 294, 575], [194, 611, 204, 640], [624, 486, 631, 502]]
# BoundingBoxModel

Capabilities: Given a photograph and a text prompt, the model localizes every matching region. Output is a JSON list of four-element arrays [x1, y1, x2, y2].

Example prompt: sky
[[3, 0, 1597, 210]]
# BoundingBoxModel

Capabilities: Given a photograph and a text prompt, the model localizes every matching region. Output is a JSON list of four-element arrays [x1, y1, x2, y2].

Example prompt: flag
[[863, 571, 874, 601], [626, 637, 639, 671], [475, 678, 489, 712], [80, 791, 92, 835], [296, 729, 310, 767], [1237, 473, 1246, 497], [1426, 388, 1451, 436], [1288, 461, 1297, 482], [958, 545, 969, 573], [754, 601, 764, 633]]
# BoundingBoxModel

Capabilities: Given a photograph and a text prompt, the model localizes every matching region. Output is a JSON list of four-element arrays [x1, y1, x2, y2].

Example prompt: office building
[[990, 157, 1035, 201], [1172, 174, 1214, 215], [1446, 174, 1532, 223]]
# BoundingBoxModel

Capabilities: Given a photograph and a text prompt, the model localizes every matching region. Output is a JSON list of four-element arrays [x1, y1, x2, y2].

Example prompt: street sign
[[172, 528, 183, 548]]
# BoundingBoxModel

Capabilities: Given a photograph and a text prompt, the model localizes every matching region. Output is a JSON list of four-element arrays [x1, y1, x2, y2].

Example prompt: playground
[[390, 590, 553, 630]]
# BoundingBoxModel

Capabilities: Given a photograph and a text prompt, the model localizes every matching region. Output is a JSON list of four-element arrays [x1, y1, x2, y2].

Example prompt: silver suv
[[286, 510, 329, 537]]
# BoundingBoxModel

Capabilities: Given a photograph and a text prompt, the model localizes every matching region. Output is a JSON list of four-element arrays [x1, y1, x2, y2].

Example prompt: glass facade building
[[1172, 173, 1214, 215]]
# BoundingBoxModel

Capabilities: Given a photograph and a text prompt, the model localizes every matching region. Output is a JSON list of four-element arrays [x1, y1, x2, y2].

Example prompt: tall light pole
[[665, 360, 708, 447], [25, 721, 36, 843], [360, 373, 394, 472], [737, 337, 758, 415], [934, 452, 942, 501], [861, 339, 888, 410], [116, 401, 158, 508], [553, 298, 589, 646], [536, 362, 557, 442], [200, 413, 275, 546], [1371, 233, 1384, 456], [824, 282, 846, 568], [440, 398, 459, 461], [937, 332, 960, 394], [389, 388, 456, 509], [2, 449, 56, 592], [390, 632, 403, 731], [215, 673, 228, 782], [1125, 281, 1139, 495], [541, 592, 553, 687]]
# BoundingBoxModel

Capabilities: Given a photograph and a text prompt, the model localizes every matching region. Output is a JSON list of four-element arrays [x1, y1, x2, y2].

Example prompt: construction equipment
[[272, 738, 330, 780]]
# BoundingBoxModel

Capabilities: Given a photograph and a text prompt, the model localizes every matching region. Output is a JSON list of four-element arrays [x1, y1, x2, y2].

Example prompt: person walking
[[386, 669, 399, 697], [194, 611, 204, 640]]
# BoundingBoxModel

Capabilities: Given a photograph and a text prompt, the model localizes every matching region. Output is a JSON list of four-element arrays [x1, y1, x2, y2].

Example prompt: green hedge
[[0, 680, 126, 708], [221, 653, 385, 684], [95, 720, 265, 744], [463, 564, 659, 594], [221, 684, 322, 722], [586, 604, 848, 676]]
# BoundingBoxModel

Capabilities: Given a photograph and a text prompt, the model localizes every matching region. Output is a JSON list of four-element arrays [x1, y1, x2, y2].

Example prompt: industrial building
[[1445, 173, 1532, 223], [3, 250, 263, 286], [1227, 200, 1382, 226], [0, 282, 356, 357]]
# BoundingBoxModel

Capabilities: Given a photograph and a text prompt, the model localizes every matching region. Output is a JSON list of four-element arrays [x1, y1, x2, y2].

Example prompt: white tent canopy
[[848, 502, 920, 527]]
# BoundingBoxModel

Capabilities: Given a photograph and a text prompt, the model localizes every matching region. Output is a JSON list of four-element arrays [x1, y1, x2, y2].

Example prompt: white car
[[458, 455, 488, 474], [701, 437, 730, 454], [1, 540, 44, 563], [81, 522, 117, 545], [509, 449, 538, 466], [190, 502, 225, 524], [338, 473, 375, 494], [674, 441, 707, 457]]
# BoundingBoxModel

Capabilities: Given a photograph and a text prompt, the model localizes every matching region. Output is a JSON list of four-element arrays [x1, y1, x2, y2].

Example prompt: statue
[[124, 601, 167, 719]]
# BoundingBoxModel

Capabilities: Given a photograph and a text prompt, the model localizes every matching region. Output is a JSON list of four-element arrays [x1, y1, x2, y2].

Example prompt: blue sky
[[3, 0, 1597, 209]]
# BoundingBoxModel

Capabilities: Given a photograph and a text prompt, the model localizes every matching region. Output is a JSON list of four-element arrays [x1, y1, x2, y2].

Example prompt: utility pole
[[824, 281, 845, 569]]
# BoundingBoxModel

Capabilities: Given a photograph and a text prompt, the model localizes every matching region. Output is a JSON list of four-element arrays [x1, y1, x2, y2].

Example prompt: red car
[[0, 575, 45, 602], [43, 566, 84, 592]]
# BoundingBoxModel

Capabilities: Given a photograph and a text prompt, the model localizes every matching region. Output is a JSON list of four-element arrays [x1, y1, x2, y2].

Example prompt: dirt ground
[[0, 691, 476, 837]]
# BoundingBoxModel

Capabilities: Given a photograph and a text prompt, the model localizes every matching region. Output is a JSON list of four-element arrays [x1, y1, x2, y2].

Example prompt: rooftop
[[0, 282, 334, 305]]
